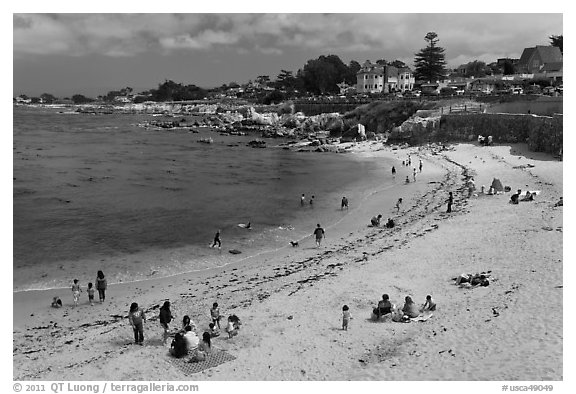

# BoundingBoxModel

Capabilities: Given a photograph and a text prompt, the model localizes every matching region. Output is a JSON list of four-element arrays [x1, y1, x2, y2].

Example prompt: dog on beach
[[290, 241, 299, 247]]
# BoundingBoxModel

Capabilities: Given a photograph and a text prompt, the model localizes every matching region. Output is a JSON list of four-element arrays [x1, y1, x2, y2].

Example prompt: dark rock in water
[[229, 249, 242, 254], [247, 140, 266, 148]]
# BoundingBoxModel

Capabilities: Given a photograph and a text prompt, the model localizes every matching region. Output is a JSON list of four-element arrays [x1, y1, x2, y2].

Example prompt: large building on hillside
[[356, 60, 415, 94], [516, 45, 563, 74]]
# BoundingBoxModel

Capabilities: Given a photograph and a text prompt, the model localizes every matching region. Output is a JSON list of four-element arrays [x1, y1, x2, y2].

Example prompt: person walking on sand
[[391, 166, 396, 177], [128, 302, 146, 345], [300, 193, 306, 207], [447, 191, 454, 213], [341, 196, 349, 210], [159, 301, 174, 345], [87, 282, 95, 306], [71, 279, 82, 307], [412, 168, 417, 182], [313, 223, 325, 248], [419, 160, 423, 173], [342, 305, 352, 331], [211, 229, 221, 249], [396, 198, 403, 212], [96, 270, 107, 303]]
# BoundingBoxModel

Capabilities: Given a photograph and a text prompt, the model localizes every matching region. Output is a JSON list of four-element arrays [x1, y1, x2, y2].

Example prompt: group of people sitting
[[370, 215, 395, 228], [510, 189, 536, 204], [453, 272, 491, 288], [169, 314, 242, 362], [478, 135, 493, 146], [372, 293, 436, 323]]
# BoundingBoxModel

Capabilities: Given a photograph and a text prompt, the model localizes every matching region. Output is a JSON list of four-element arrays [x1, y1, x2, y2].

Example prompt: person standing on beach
[[159, 301, 174, 345], [412, 168, 417, 182], [419, 160, 423, 172], [96, 270, 107, 303], [71, 279, 82, 307], [301, 193, 306, 207], [310, 195, 315, 207], [341, 196, 349, 210], [128, 302, 146, 345], [313, 224, 325, 248], [391, 166, 396, 177], [405, 176, 410, 184], [211, 230, 221, 249], [447, 192, 454, 213], [87, 282, 95, 306], [396, 198, 403, 212], [342, 305, 352, 331]]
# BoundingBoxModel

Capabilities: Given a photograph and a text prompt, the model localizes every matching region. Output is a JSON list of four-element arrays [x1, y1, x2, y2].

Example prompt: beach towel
[[411, 312, 434, 322], [169, 348, 236, 376]]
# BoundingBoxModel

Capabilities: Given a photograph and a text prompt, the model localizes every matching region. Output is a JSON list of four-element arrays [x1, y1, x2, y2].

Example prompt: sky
[[12, 10, 563, 97]]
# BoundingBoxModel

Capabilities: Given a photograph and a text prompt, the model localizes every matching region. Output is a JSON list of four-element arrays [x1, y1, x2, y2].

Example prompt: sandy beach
[[12, 141, 563, 381]]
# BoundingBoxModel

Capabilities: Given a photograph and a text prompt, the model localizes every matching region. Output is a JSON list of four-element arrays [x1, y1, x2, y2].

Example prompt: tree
[[413, 32, 447, 82], [40, 93, 57, 104], [549, 35, 563, 54], [464, 60, 488, 78], [389, 60, 407, 69], [299, 55, 352, 95], [71, 94, 94, 104]]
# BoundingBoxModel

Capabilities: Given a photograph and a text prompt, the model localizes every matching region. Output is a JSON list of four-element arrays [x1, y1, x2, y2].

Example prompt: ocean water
[[13, 106, 393, 291]]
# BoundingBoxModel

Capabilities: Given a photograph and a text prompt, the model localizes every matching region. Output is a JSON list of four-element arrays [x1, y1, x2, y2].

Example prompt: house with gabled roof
[[516, 45, 562, 74], [356, 60, 415, 94]]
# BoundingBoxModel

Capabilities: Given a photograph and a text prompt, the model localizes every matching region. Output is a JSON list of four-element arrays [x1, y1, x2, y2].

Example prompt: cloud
[[13, 13, 562, 65]]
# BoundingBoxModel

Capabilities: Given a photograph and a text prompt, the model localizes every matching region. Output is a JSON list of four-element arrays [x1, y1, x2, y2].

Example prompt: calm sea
[[13, 106, 392, 291]]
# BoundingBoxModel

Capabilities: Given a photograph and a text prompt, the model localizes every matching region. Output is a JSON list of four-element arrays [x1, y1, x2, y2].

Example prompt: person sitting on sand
[[488, 186, 495, 195], [188, 332, 212, 363], [181, 315, 196, 333], [371, 214, 382, 227], [169, 333, 188, 358], [421, 295, 436, 312], [553, 197, 563, 207], [510, 189, 521, 204], [521, 190, 534, 202], [51, 296, 62, 308], [402, 296, 420, 318], [385, 218, 395, 228], [183, 326, 199, 349], [373, 294, 393, 320], [208, 322, 220, 338]]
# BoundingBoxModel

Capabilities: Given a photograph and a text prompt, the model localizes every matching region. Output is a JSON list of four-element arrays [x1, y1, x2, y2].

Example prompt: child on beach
[[87, 282, 95, 306], [396, 198, 403, 212], [342, 305, 352, 331], [96, 270, 107, 303], [313, 224, 325, 247], [225, 316, 238, 338], [71, 279, 82, 307], [421, 295, 437, 312], [128, 302, 146, 345], [370, 214, 382, 227], [209, 322, 220, 337], [210, 302, 221, 329], [51, 296, 62, 308]]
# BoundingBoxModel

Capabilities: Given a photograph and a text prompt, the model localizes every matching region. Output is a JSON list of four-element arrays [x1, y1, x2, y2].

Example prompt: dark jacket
[[96, 277, 107, 290], [159, 307, 173, 325]]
